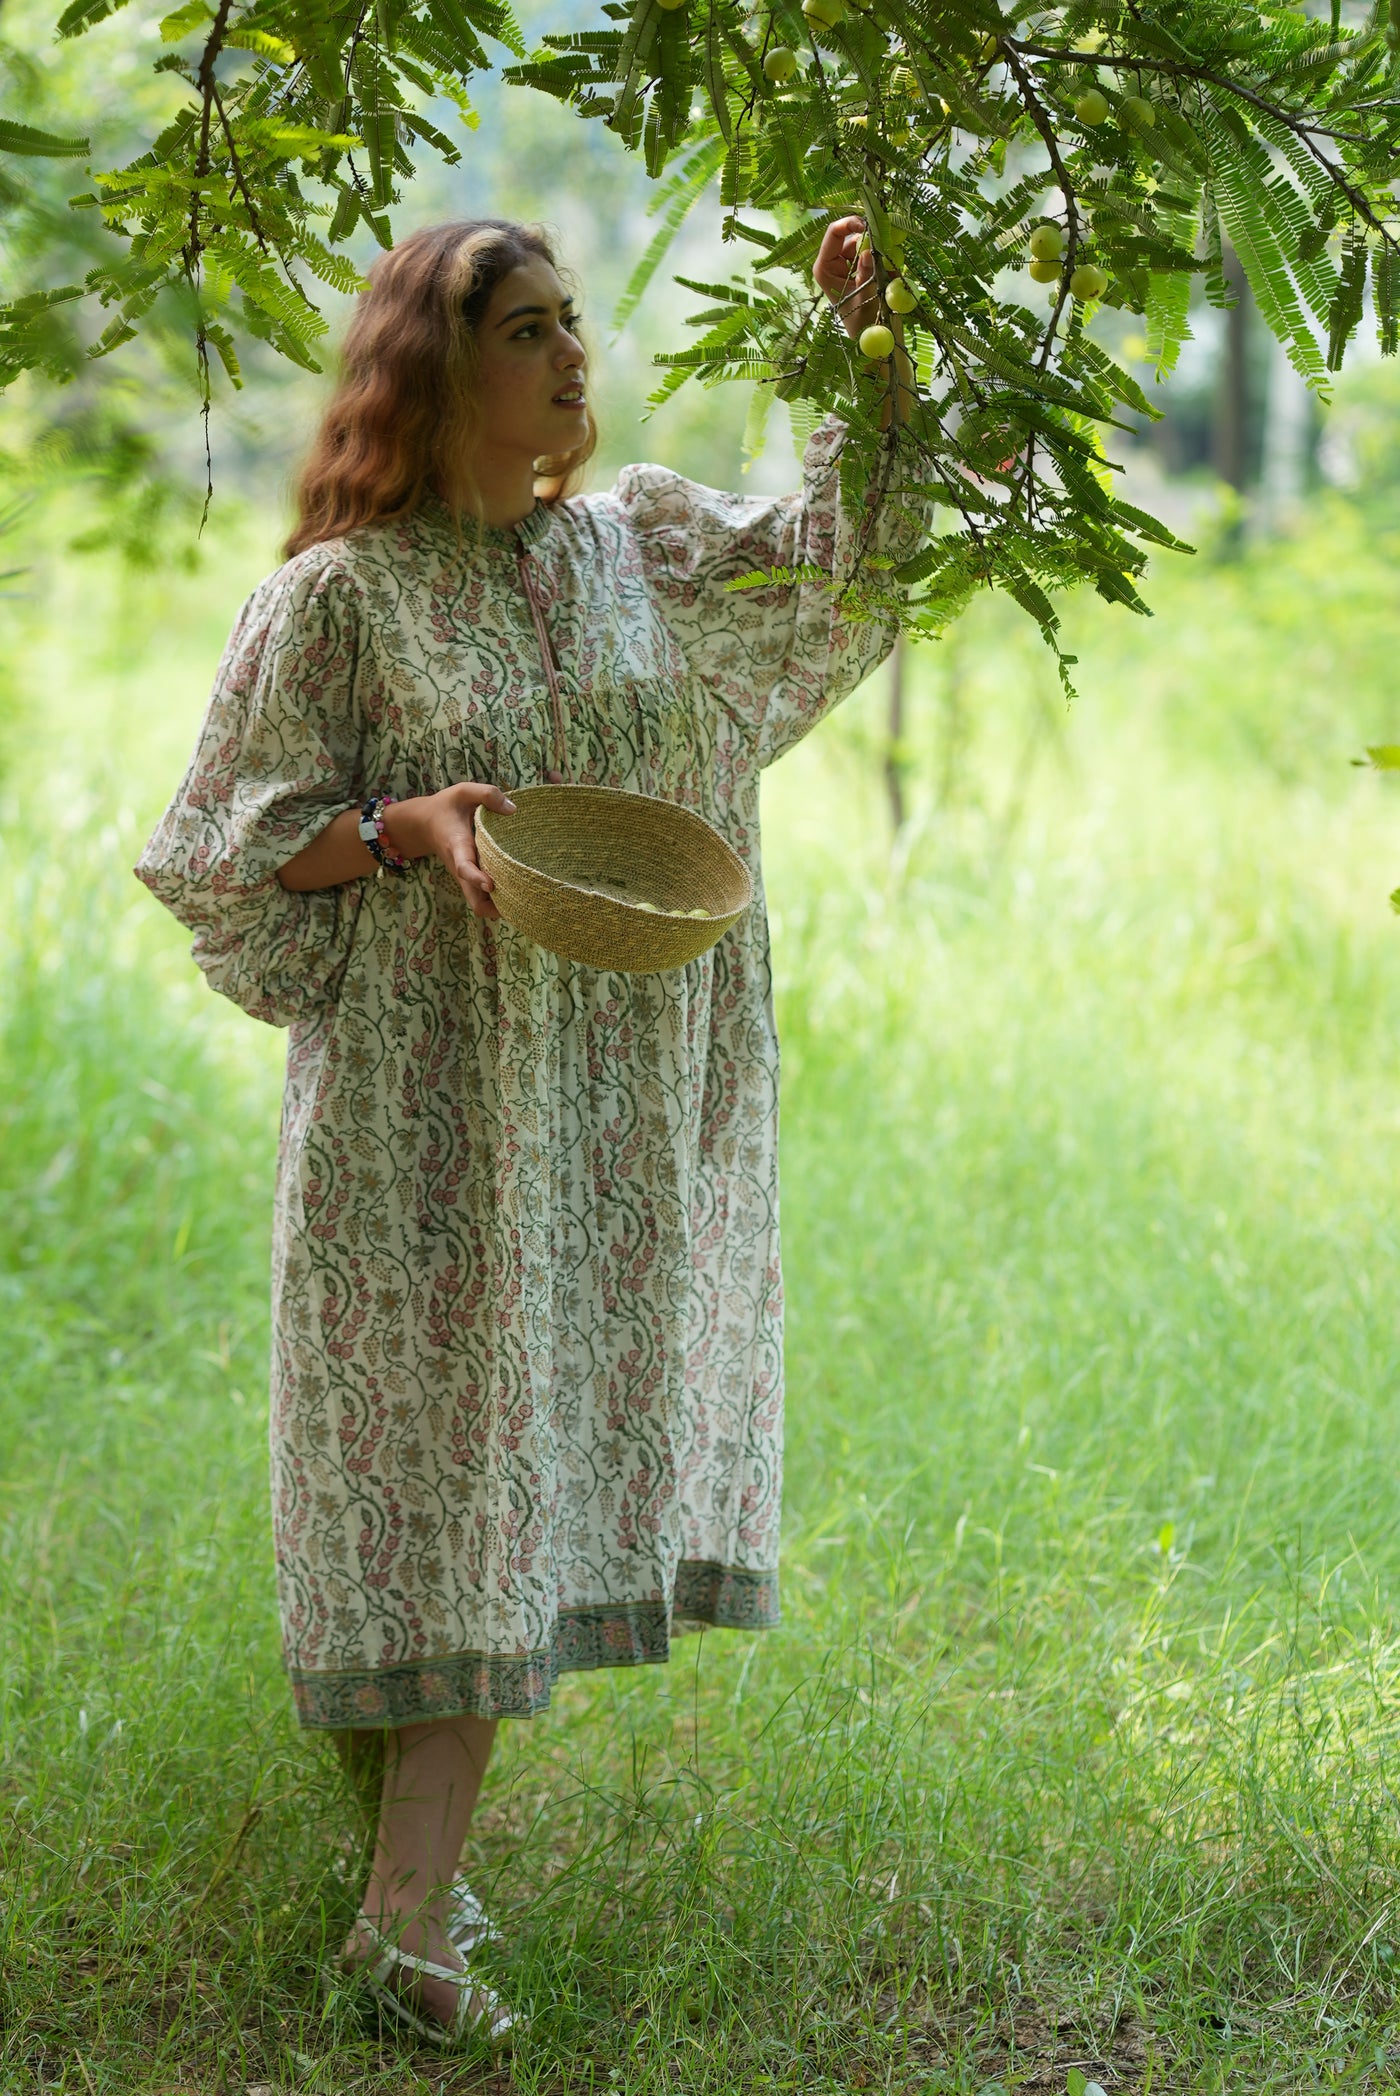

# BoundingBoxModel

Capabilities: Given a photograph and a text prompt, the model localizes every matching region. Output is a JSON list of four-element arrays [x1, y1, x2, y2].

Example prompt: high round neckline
[[414, 490, 553, 552]]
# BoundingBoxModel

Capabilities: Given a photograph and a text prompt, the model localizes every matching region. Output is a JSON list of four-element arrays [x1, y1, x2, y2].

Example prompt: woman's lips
[[552, 386, 586, 408]]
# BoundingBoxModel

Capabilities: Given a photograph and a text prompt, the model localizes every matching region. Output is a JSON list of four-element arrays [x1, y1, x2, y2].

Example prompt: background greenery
[[6, 417, 1400, 2092]]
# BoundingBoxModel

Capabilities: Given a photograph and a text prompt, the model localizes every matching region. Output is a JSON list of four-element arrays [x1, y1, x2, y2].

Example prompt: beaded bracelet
[[358, 793, 410, 878]]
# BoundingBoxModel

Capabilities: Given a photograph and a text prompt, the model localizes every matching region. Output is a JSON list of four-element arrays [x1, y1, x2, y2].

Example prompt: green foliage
[[63, 0, 523, 398], [0, 39, 95, 390], [509, 0, 1400, 659], [3, 0, 522, 429], [0, 117, 89, 154], [0, 17, 240, 560], [7, 0, 1400, 650]]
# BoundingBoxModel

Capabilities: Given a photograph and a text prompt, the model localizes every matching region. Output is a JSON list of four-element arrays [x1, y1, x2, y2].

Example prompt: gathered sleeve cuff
[[614, 415, 920, 768], [135, 548, 371, 1029]]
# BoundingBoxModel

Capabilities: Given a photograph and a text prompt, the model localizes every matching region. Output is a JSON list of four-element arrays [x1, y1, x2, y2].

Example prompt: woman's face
[[471, 256, 588, 465]]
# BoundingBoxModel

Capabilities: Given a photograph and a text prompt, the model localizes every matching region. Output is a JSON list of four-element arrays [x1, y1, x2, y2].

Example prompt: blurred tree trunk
[[884, 634, 907, 833], [1213, 245, 1251, 495]]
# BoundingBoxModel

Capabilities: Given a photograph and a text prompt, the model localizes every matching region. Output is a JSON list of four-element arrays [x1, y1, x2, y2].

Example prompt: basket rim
[[476, 783, 754, 914]]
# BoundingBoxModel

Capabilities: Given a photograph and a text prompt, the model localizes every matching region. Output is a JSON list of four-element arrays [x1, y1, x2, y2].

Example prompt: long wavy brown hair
[[286, 219, 595, 557]]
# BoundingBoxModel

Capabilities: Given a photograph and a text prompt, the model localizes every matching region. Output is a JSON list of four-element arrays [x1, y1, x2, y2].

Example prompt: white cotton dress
[[137, 416, 909, 1728]]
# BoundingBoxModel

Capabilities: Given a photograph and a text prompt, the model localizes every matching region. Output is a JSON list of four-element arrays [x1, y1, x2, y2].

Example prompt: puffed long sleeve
[[615, 415, 917, 768], [135, 548, 371, 1028]]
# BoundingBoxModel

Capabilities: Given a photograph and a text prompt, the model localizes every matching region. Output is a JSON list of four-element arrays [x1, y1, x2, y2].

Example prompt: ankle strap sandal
[[447, 1878, 500, 1956], [343, 1919, 518, 2052]]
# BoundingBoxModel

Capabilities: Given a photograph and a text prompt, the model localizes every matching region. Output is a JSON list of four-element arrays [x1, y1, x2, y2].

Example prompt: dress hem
[[287, 1558, 780, 1729]]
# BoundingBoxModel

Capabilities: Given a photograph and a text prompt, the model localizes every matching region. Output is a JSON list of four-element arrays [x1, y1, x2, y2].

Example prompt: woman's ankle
[[351, 1894, 458, 1968]]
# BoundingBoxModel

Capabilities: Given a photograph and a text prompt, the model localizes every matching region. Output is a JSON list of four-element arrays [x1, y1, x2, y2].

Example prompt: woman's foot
[[343, 1906, 459, 2029], [341, 1906, 515, 2048]]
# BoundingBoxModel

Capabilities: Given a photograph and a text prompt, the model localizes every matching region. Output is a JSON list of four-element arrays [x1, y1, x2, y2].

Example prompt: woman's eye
[[512, 315, 581, 339]]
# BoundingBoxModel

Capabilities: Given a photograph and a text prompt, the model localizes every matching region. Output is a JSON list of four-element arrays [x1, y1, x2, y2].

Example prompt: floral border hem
[[289, 1558, 780, 1729]]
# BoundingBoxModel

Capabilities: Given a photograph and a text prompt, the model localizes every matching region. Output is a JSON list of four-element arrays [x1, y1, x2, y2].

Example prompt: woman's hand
[[814, 215, 878, 340], [812, 212, 911, 426], [385, 783, 516, 920]]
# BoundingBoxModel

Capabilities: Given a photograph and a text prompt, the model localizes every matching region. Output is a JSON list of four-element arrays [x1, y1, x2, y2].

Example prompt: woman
[[137, 213, 912, 2047]]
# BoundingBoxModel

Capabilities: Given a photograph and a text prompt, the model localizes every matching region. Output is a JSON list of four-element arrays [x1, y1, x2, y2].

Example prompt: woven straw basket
[[475, 784, 752, 973]]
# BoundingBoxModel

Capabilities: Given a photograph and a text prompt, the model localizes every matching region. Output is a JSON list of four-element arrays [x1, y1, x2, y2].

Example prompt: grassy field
[[5, 487, 1400, 2094]]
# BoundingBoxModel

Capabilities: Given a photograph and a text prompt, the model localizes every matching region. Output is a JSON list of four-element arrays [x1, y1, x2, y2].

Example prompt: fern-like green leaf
[[0, 119, 90, 157]]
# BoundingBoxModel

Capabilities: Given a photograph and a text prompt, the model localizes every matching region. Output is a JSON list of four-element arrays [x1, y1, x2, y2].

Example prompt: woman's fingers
[[452, 781, 517, 815], [436, 785, 506, 917], [819, 218, 864, 264], [405, 780, 515, 917], [816, 213, 865, 280], [814, 216, 877, 337], [450, 845, 499, 919], [813, 219, 859, 302]]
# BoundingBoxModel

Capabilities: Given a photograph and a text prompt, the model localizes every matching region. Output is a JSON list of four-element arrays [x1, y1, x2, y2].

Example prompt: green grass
[[5, 497, 1400, 2093]]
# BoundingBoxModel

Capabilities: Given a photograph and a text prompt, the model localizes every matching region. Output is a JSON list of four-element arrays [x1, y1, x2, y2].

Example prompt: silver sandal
[[346, 1918, 517, 2052]]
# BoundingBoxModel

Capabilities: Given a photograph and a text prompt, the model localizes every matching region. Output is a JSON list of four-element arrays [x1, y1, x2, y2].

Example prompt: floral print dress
[[137, 417, 908, 1729]]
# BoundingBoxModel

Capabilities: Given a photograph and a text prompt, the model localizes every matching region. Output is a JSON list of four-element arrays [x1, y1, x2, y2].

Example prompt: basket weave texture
[[475, 784, 753, 974]]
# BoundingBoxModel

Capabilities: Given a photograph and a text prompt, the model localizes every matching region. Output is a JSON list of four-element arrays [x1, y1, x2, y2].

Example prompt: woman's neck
[[437, 446, 537, 531]]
